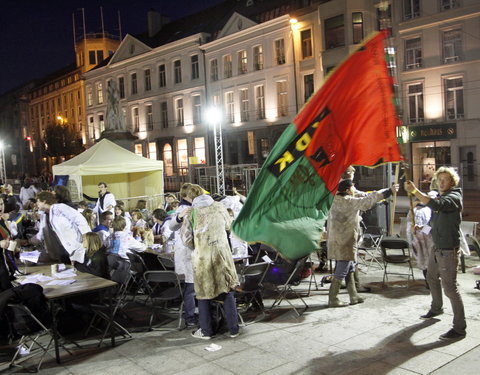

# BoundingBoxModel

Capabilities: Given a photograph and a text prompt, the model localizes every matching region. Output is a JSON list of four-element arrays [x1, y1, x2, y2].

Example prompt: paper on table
[[46, 279, 76, 286], [19, 250, 41, 264], [20, 274, 54, 285], [54, 269, 77, 278]]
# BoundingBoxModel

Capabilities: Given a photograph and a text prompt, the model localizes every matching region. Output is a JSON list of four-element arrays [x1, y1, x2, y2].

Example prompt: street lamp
[[207, 107, 225, 195], [0, 140, 6, 183]]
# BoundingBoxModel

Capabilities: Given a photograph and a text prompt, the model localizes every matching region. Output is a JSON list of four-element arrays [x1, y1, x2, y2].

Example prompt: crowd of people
[[0, 164, 470, 341]]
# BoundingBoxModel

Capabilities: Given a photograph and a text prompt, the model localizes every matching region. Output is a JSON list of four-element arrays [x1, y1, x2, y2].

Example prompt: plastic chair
[[143, 270, 184, 330], [380, 237, 415, 287], [126, 252, 148, 300], [85, 254, 133, 346], [235, 262, 270, 324], [7, 303, 71, 372]]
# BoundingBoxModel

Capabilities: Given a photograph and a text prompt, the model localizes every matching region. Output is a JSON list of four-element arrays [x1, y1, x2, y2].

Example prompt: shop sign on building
[[408, 123, 457, 142]]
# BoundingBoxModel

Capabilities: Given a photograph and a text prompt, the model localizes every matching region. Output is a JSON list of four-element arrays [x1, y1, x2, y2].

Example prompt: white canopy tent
[[52, 139, 164, 209]]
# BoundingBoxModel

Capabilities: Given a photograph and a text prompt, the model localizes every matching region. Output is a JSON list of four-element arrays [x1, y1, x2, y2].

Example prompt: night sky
[[0, 0, 225, 95]]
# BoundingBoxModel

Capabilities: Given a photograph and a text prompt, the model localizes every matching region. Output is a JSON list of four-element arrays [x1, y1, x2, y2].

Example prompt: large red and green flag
[[232, 31, 401, 260]]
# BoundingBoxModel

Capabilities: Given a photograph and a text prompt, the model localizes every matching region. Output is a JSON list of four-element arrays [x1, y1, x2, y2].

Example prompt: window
[[88, 116, 94, 139], [404, 0, 420, 20], [253, 45, 264, 70], [210, 59, 218, 81], [135, 144, 143, 156], [443, 29, 462, 63], [131, 73, 138, 95], [175, 98, 184, 126], [174, 60, 182, 84], [255, 85, 265, 120], [89, 50, 96, 65], [86, 85, 93, 106], [445, 76, 464, 120], [325, 15, 345, 49], [405, 38, 422, 70], [352, 12, 363, 44], [407, 83, 424, 123], [240, 89, 249, 122], [191, 55, 199, 80], [132, 107, 139, 132], [277, 80, 288, 117], [163, 144, 173, 176], [301, 29, 313, 59], [118, 77, 125, 99], [96, 82, 103, 104], [98, 114, 105, 133], [148, 142, 157, 160], [304, 74, 314, 102], [225, 92, 234, 123], [441, 0, 459, 11], [223, 55, 232, 78], [238, 50, 247, 74], [160, 102, 168, 128], [194, 137, 206, 164], [158, 64, 166, 87], [144, 69, 151, 91], [192, 95, 202, 125], [146, 104, 153, 130], [377, 4, 392, 35], [96, 50, 104, 63], [176, 139, 188, 173], [274, 39, 286, 65]]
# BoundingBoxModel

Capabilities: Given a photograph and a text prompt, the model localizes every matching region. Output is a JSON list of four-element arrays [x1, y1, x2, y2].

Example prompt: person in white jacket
[[108, 216, 146, 260], [169, 183, 198, 328], [93, 182, 116, 220], [32, 191, 90, 264], [19, 179, 38, 208]]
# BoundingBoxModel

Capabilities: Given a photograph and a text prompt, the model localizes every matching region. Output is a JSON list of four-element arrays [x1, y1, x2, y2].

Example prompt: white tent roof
[[52, 138, 163, 176]]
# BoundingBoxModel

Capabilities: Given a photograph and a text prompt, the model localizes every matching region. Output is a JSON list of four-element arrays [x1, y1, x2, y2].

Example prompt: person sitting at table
[[93, 211, 114, 247], [1, 197, 18, 291], [82, 208, 97, 230], [74, 232, 109, 279], [30, 191, 90, 264], [181, 184, 240, 339], [53, 185, 78, 210], [135, 199, 151, 225], [151, 208, 171, 244], [114, 204, 132, 234], [131, 209, 147, 232], [108, 216, 146, 260]]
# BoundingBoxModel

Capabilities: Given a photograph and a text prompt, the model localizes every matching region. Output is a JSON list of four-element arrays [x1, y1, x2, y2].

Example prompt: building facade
[[81, 0, 479, 194]]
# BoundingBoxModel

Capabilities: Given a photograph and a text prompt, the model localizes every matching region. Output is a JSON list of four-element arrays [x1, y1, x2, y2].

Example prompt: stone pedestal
[[99, 130, 138, 152]]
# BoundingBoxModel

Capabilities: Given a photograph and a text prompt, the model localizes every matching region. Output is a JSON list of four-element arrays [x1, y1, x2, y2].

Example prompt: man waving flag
[[232, 31, 401, 260]]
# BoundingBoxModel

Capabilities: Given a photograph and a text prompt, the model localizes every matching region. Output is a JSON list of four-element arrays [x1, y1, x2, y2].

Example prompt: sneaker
[[439, 329, 466, 341], [420, 310, 443, 320], [229, 331, 240, 338], [191, 328, 213, 340]]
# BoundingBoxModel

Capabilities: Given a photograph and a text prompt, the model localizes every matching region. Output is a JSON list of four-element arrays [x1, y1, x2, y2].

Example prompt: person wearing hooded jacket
[[169, 183, 198, 328], [405, 166, 466, 341], [327, 179, 398, 308], [181, 185, 239, 339]]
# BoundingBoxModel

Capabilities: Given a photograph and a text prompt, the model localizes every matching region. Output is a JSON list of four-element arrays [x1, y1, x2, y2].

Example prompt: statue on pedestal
[[105, 81, 126, 131]]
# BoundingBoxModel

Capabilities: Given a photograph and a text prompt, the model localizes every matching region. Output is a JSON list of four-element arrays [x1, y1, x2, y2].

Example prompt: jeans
[[198, 291, 239, 337], [427, 248, 466, 334], [183, 283, 197, 324], [334, 260, 356, 280]]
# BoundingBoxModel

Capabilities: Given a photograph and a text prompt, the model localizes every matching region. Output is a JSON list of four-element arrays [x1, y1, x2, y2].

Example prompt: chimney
[[147, 9, 166, 37]]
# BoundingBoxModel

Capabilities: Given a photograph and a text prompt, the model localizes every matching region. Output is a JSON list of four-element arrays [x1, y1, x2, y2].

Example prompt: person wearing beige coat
[[181, 188, 239, 339], [327, 179, 397, 307]]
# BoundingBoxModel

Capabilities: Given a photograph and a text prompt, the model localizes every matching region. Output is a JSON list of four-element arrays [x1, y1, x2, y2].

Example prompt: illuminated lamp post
[[206, 107, 225, 195], [0, 140, 6, 183]]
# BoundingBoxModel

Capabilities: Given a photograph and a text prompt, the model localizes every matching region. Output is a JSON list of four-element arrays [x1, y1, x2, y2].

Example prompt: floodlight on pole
[[207, 107, 225, 195]]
